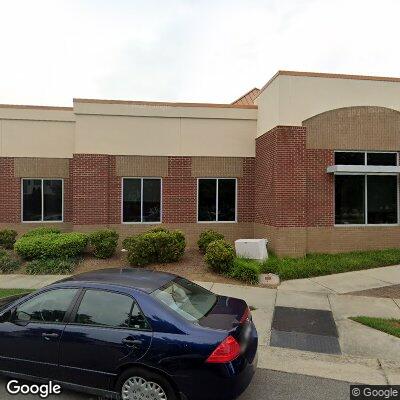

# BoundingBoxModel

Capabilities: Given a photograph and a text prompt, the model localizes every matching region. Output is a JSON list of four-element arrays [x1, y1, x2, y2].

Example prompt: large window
[[22, 179, 63, 222], [122, 178, 161, 223], [198, 178, 236, 222], [334, 151, 398, 225]]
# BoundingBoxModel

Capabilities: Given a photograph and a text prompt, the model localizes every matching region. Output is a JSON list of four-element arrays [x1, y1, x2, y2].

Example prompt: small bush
[[228, 258, 261, 285], [204, 239, 235, 274], [147, 226, 169, 233], [125, 228, 186, 266], [0, 250, 21, 273], [0, 230, 18, 249], [26, 258, 77, 275], [21, 227, 61, 238], [89, 230, 119, 259], [14, 232, 88, 260], [197, 229, 225, 253]]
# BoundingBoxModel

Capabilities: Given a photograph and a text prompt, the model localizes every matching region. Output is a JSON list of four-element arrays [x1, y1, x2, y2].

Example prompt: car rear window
[[151, 278, 217, 321]]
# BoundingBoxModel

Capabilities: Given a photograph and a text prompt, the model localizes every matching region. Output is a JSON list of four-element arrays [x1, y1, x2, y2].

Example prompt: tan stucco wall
[[0, 120, 74, 158], [191, 157, 243, 177], [116, 156, 169, 177], [75, 114, 256, 157], [256, 74, 400, 136]]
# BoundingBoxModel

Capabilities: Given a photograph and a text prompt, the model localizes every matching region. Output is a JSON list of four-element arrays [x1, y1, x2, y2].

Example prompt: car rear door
[[0, 288, 79, 379], [59, 288, 153, 390]]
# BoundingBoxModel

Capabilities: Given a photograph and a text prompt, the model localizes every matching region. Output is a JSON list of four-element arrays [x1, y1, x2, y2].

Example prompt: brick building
[[1, 71, 400, 256]]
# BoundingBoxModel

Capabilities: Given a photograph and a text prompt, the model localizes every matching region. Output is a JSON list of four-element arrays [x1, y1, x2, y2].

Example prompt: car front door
[[0, 288, 79, 379], [59, 289, 153, 390]]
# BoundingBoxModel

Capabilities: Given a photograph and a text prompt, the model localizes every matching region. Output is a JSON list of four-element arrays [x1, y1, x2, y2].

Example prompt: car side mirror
[[11, 309, 31, 326], [0, 309, 12, 323]]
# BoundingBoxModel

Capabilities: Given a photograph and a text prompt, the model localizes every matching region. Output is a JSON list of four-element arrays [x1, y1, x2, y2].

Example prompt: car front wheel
[[116, 367, 177, 400]]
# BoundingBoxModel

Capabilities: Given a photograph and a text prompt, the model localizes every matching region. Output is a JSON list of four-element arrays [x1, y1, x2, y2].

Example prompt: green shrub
[[204, 239, 235, 274], [0, 229, 18, 249], [197, 229, 225, 253], [147, 226, 169, 233], [25, 258, 77, 275], [14, 232, 88, 260], [125, 229, 186, 266], [228, 258, 261, 284], [21, 227, 61, 238], [89, 230, 119, 259], [0, 250, 21, 273]]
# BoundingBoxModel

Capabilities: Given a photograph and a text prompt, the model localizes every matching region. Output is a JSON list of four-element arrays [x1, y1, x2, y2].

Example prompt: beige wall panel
[[75, 115, 181, 156], [76, 115, 256, 157], [74, 101, 257, 120], [180, 118, 256, 157], [116, 156, 168, 177], [1, 120, 74, 158], [0, 108, 74, 122], [257, 74, 400, 135], [255, 78, 280, 137], [191, 157, 243, 177], [304, 106, 400, 150], [14, 158, 70, 178]]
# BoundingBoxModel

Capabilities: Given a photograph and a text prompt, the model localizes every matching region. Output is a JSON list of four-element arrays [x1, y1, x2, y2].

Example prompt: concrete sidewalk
[[278, 265, 400, 294]]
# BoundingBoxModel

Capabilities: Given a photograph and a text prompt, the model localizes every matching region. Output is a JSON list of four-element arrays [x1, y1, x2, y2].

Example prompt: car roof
[[58, 268, 176, 293]]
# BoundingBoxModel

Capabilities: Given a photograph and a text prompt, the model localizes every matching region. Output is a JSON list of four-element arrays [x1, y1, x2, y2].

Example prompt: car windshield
[[151, 277, 217, 322]]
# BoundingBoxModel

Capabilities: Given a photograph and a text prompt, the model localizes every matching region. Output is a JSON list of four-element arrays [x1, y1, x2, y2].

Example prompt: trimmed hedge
[[124, 229, 186, 266], [204, 239, 235, 274], [21, 227, 61, 238], [197, 229, 224, 253], [0, 229, 17, 249], [14, 232, 88, 260], [228, 258, 261, 285], [89, 230, 119, 259], [26, 258, 77, 275], [0, 250, 21, 273]]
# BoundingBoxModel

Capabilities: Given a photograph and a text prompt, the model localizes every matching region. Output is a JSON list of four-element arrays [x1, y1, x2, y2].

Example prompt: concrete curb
[[257, 345, 400, 384]]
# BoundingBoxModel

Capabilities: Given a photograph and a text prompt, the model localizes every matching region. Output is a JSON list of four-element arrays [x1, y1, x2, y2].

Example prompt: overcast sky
[[1, 0, 399, 106]]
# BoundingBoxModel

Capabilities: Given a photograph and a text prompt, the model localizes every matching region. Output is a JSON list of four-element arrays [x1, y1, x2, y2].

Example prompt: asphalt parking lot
[[0, 368, 351, 400]]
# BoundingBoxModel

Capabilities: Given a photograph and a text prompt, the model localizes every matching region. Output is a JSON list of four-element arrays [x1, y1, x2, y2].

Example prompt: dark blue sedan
[[0, 268, 258, 400]]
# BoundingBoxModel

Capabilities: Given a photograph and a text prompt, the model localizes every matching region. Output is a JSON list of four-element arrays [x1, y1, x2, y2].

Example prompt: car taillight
[[206, 335, 241, 363], [239, 307, 251, 324]]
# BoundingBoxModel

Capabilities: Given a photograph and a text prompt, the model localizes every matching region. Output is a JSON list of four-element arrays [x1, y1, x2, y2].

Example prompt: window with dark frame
[[198, 178, 236, 222], [22, 179, 63, 222], [122, 178, 161, 223], [334, 151, 399, 225]]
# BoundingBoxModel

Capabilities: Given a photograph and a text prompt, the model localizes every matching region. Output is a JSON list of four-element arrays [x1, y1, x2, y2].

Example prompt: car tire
[[116, 367, 177, 400]]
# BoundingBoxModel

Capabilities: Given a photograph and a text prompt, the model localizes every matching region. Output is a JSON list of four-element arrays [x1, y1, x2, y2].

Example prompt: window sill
[[22, 220, 64, 224], [334, 224, 400, 227], [121, 221, 162, 225], [197, 221, 237, 224]]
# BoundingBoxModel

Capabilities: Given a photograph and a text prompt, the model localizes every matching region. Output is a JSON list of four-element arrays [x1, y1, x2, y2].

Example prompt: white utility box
[[234, 239, 268, 261]]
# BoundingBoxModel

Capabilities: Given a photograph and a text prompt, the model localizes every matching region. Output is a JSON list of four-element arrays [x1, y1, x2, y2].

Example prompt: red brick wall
[[0, 158, 20, 223], [71, 154, 111, 225], [163, 157, 197, 223], [306, 149, 334, 227], [256, 126, 307, 227]]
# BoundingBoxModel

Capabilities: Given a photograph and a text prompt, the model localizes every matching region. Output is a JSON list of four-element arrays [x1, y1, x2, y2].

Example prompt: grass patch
[[350, 316, 400, 339], [261, 248, 400, 280], [0, 289, 33, 298]]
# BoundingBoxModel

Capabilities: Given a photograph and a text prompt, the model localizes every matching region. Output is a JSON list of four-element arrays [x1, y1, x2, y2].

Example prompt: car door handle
[[122, 338, 142, 347], [42, 332, 59, 340]]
